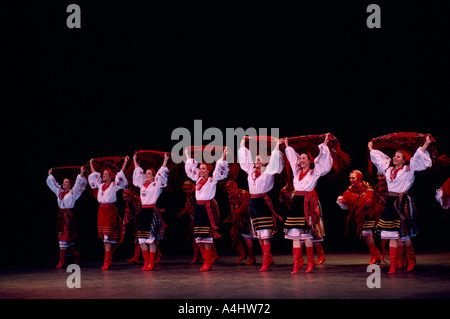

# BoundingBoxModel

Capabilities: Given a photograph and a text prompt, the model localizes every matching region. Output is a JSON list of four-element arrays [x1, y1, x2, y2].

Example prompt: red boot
[[259, 244, 272, 272], [305, 246, 315, 273], [406, 245, 416, 272], [291, 247, 303, 274], [145, 251, 156, 271], [388, 246, 398, 274], [101, 250, 113, 270], [127, 244, 141, 263], [55, 249, 67, 269], [141, 250, 150, 271], [200, 247, 212, 272], [315, 244, 325, 264], [368, 242, 381, 265]]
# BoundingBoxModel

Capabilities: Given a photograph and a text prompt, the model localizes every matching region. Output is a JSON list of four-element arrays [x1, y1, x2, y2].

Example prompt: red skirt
[[57, 209, 77, 243], [97, 203, 121, 241]]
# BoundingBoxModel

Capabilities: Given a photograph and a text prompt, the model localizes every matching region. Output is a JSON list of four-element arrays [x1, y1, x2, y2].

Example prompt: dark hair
[[63, 177, 75, 187], [299, 152, 315, 170]]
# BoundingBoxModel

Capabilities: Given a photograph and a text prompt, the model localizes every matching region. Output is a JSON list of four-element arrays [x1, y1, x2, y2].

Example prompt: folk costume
[[185, 149, 229, 271], [178, 181, 219, 265], [337, 173, 381, 264], [47, 168, 87, 268], [88, 157, 129, 270], [370, 133, 433, 273], [133, 163, 169, 271], [238, 137, 284, 272], [284, 139, 333, 273]]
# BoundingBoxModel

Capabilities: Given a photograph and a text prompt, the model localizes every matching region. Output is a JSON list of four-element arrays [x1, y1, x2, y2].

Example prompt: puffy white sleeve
[[212, 159, 229, 182], [285, 146, 300, 172], [133, 166, 145, 189], [370, 150, 391, 175], [155, 166, 169, 189], [238, 146, 254, 174], [114, 170, 128, 191], [313, 143, 333, 177], [265, 149, 284, 175], [88, 172, 102, 189], [185, 158, 199, 182], [46, 174, 62, 196], [410, 147, 432, 172], [72, 175, 87, 200]]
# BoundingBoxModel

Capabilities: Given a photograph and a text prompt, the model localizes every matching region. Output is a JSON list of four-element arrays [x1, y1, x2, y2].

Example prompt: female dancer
[[132, 152, 169, 271], [283, 134, 332, 273], [47, 166, 87, 268], [184, 147, 230, 271], [368, 135, 431, 273], [88, 156, 130, 270], [337, 170, 381, 265], [238, 138, 284, 272]]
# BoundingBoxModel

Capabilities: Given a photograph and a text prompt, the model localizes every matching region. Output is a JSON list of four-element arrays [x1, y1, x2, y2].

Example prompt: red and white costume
[[185, 158, 229, 243], [88, 170, 128, 243], [284, 143, 332, 241], [47, 174, 87, 248], [132, 166, 169, 244], [237, 146, 284, 239]]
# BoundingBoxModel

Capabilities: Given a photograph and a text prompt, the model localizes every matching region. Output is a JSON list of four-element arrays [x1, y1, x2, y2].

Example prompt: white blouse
[[370, 148, 432, 193], [88, 170, 128, 204], [47, 174, 87, 209], [238, 147, 284, 195], [185, 158, 229, 201], [133, 166, 169, 206], [285, 143, 333, 192]]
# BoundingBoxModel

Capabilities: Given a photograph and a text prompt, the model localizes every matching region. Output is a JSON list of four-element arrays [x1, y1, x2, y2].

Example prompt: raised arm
[[155, 153, 170, 188], [212, 147, 230, 182], [185, 147, 199, 182], [46, 168, 62, 196], [368, 140, 390, 174], [313, 141, 333, 177], [72, 167, 88, 199], [89, 158, 97, 173], [265, 139, 284, 175], [411, 135, 432, 172], [238, 138, 254, 173]]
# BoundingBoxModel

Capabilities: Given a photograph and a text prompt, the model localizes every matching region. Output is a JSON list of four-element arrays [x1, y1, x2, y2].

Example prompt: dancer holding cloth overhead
[[184, 146, 230, 272], [238, 137, 284, 272]]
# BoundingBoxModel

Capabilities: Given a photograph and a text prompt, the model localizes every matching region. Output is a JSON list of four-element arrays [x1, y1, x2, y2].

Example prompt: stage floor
[[1, 252, 450, 299]]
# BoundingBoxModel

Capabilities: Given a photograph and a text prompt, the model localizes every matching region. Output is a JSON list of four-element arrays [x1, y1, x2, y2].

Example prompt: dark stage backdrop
[[4, 0, 450, 267]]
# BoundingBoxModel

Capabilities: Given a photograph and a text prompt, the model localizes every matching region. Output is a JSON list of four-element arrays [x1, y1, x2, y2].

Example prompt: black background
[[4, 0, 450, 267]]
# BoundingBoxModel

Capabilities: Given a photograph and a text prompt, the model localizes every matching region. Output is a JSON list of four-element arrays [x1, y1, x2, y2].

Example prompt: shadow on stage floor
[[1, 252, 450, 299]]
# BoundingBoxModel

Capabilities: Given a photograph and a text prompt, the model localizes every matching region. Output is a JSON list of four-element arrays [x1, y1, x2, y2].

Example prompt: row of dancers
[[47, 133, 450, 274]]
